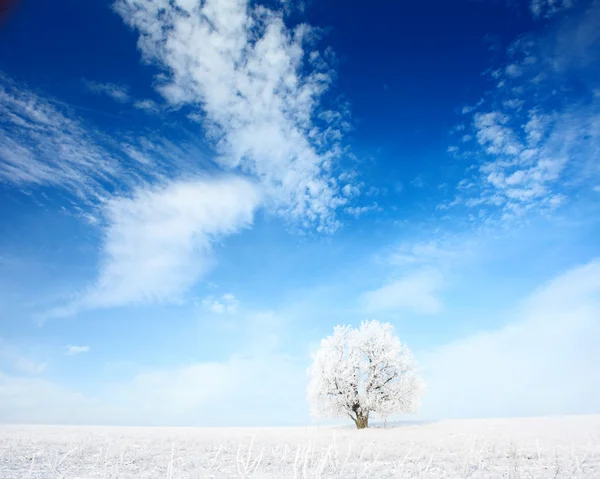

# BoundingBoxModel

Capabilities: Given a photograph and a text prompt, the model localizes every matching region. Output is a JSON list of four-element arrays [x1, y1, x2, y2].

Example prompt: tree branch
[[374, 373, 398, 390]]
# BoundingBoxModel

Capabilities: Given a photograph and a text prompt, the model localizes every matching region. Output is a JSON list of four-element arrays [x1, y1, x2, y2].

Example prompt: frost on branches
[[307, 320, 424, 429]]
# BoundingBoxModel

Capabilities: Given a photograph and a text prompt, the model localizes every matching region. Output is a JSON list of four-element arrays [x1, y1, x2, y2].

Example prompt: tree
[[307, 320, 424, 429]]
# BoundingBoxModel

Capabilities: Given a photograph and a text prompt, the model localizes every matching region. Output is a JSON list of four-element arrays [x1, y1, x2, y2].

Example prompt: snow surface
[[1, 415, 599, 478]]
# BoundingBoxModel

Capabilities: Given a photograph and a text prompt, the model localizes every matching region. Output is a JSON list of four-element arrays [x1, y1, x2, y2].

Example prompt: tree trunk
[[356, 413, 369, 429], [349, 402, 369, 429]]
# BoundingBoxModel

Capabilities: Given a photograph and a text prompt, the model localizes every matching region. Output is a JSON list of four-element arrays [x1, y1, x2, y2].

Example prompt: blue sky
[[0, 0, 599, 426]]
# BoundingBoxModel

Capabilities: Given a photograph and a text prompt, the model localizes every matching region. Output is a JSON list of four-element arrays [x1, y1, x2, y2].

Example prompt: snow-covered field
[[1, 415, 599, 478]]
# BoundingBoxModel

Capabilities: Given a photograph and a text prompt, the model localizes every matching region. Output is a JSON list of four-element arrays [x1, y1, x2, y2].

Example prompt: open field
[[1, 416, 599, 478]]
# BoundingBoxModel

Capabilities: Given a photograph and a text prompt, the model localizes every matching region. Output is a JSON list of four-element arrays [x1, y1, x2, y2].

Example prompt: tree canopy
[[307, 320, 424, 429]]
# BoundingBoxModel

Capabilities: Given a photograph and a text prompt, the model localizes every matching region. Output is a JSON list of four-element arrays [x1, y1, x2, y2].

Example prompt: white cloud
[[505, 63, 522, 78], [341, 183, 361, 197], [13, 358, 46, 375], [114, 0, 350, 232], [411, 175, 425, 188], [361, 268, 445, 315], [461, 98, 483, 115], [0, 339, 46, 375], [83, 79, 130, 103], [113, 354, 305, 426], [133, 99, 160, 113], [201, 293, 239, 314], [420, 259, 600, 419], [5, 304, 295, 427], [0, 371, 117, 425], [0, 49, 353, 319], [530, 0, 575, 19], [65, 345, 90, 356], [49, 176, 260, 315], [0, 352, 307, 426], [473, 111, 521, 156], [387, 240, 462, 268], [3, 303, 294, 426], [344, 202, 381, 218], [469, 106, 594, 217], [446, 3, 600, 220], [365, 185, 385, 197], [503, 98, 524, 110]]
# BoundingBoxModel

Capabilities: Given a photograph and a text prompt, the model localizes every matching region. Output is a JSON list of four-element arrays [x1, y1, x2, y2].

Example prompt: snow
[[1, 415, 600, 478]]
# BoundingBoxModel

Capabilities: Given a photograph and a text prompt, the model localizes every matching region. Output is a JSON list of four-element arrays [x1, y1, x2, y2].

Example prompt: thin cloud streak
[[65, 345, 90, 356], [83, 80, 131, 103]]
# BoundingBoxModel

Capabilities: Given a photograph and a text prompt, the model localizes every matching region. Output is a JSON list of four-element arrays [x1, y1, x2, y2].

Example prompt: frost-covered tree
[[307, 320, 424, 429]]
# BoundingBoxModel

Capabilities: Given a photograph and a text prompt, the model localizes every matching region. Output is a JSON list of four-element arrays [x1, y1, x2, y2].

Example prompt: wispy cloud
[[0, 307, 300, 426], [47, 176, 260, 315], [504, 63, 523, 78], [0, 73, 222, 228], [12, 357, 47, 375], [0, 372, 116, 425], [1, 73, 271, 315], [114, 0, 353, 232], [0, 352, 306, 426], [0, 339, 46, 375], [443, 2, 600, 221], [65, 345, 90, 356], [461, 98, 483, 115], [361, 268, 445, 315], [0, 74, 216, 201], [0, 75, 121, 197], [83, 79, 130, 103], [344, 202, 381, 218], [2, 0, 360, 316], [133, 99, 160, 113], [530, 0, 575, 19], [201, 293, 239, 314], [421, 258, 600, 418], [84, 79, 162, 113], [386, 239, 463, 268], [411, 175, 425, 188]]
